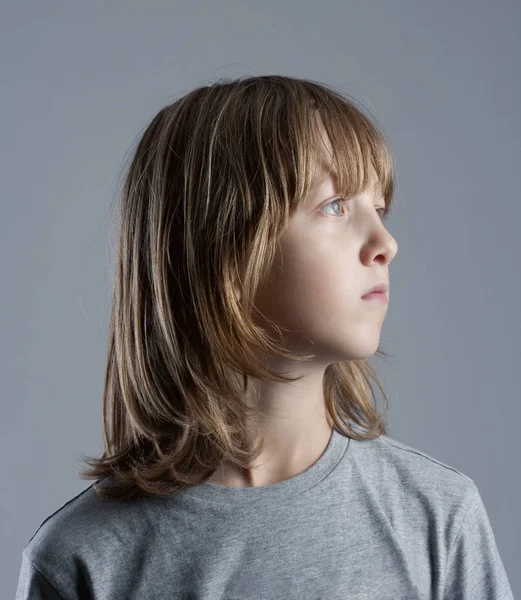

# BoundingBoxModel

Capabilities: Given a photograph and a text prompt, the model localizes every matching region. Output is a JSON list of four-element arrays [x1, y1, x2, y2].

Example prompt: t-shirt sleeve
[[442, 484, 514, 600], [15, 552, 65, 600]]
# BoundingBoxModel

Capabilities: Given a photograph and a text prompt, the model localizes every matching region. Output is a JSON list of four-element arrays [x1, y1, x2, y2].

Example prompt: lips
[[362, 281, 389, 297]]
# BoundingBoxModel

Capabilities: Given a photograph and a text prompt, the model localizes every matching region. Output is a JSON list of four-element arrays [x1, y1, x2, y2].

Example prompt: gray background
[[2, 1, 520, 597]]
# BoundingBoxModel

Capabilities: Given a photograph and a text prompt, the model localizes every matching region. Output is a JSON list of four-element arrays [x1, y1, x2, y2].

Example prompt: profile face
[[251, 113, 398, 365]]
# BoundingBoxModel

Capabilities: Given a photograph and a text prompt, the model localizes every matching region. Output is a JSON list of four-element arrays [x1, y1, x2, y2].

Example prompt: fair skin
[[206, 113, 398, 488]]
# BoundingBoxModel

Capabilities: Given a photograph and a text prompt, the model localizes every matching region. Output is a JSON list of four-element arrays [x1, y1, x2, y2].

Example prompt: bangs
[[288, 90, 396, 217]]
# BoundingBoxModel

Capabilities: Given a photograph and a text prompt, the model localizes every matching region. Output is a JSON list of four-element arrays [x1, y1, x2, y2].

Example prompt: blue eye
[[321, 198, 345, 217], [321, 198, 390, 221]]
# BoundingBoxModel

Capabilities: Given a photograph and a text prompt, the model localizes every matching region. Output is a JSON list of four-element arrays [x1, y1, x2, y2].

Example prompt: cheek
[[252, 249, 359, 332], [250, 246, 383, 361]]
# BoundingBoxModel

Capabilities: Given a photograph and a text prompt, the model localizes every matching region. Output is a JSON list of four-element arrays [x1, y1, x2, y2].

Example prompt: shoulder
[[346, 432, 478, 529], [341, 433, 513, 598], [351, 432, 475, 488], [22, 479, 145, 574]]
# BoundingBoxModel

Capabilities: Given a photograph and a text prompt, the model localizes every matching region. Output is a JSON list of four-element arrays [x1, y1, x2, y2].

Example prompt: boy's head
[[80, 75, 397, 499], [124, 74, 396, 361]]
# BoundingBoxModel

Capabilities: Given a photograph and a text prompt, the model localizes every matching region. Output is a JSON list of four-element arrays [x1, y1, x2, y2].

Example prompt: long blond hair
[[77, 75, 396, 501]]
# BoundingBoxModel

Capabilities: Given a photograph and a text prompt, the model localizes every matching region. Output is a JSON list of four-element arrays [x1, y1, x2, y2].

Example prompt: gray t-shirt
[[15, 429, 514, 599]]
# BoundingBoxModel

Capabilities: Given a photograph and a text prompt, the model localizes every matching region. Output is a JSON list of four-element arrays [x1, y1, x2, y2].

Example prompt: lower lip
[[361, 292, 388, 303]]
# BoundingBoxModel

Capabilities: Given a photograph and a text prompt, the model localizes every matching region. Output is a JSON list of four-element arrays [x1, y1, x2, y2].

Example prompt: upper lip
[[362, 280, 389, 296]]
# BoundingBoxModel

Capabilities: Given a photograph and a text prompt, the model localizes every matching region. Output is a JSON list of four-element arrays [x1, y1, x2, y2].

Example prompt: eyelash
[[321, 198, 389, 221]]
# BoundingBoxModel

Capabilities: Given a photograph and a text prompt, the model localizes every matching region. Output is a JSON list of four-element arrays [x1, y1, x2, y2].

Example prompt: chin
[[320, 342, 380, 365], [338, 337, 382, 362]]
